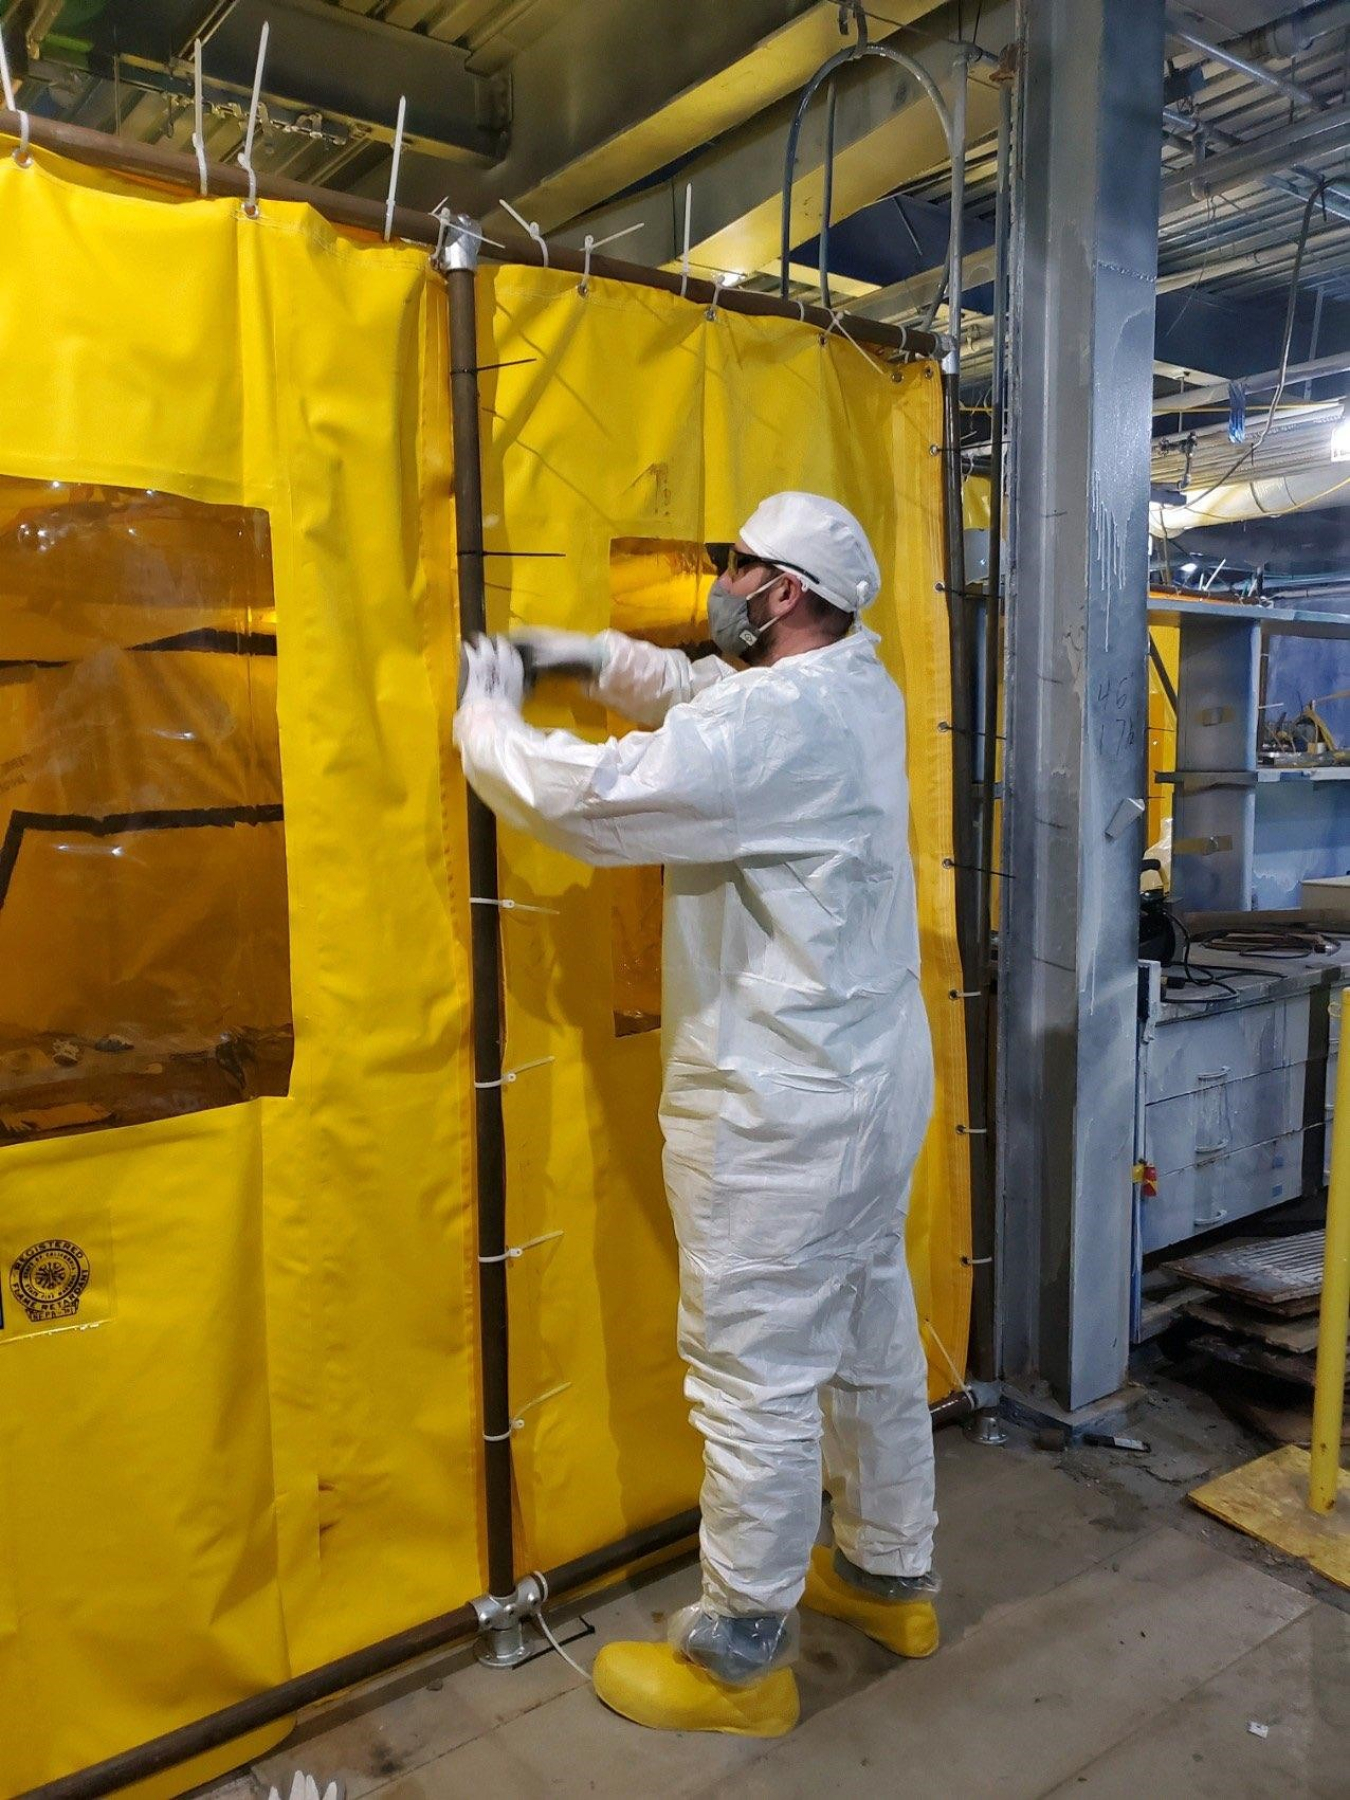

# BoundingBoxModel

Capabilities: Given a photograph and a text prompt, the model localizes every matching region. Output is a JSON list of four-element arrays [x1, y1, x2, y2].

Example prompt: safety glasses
[[705, 542, 819, 586]]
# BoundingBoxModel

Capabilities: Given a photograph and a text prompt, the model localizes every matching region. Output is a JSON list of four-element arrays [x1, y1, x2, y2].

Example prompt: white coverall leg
[[455, 627, 937, 1642]]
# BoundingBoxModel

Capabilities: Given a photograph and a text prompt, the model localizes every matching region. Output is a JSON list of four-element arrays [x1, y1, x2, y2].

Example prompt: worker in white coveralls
[[454, 492, 938, 1738]]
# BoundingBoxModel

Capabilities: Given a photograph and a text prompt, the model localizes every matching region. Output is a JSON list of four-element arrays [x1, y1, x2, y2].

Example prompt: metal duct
[[1151, 462, 1350, 534]]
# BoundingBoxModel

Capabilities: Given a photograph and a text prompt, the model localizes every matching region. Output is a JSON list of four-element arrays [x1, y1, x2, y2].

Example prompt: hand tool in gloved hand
[[508, 626, 611, 687], [456, 629, 608, 705]]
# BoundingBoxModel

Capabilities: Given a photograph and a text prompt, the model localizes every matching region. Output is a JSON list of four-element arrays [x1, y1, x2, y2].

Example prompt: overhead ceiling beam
[[345, 0, 961, 223], [453, 0, 950, 230], [546, 1, 1009, 288], [851, 244, 998, 322], [44, 0, 507, 163]]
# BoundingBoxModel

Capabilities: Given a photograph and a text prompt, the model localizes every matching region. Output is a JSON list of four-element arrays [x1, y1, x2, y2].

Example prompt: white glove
[[508, 627, 611, 684], [457, 634, 525, 711]]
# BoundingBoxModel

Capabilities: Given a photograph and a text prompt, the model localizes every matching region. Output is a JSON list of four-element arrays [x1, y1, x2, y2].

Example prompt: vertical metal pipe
[[444, 251, 516, 1603], [819, 76, 838, 309], [965, 74, 1011, 1383], [937, 50, 989, 1387], [943, 49, 975, 962]]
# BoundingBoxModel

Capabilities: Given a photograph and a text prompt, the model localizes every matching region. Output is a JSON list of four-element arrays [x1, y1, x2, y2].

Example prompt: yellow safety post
[[1189, 990, 1350, 1586], [1310, 997, 1350, 1512]]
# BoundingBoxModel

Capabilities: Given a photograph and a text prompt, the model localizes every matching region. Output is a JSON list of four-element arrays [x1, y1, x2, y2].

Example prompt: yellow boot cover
[[801, 1545, 940, 1658], [592, 1641, 799, 1736]]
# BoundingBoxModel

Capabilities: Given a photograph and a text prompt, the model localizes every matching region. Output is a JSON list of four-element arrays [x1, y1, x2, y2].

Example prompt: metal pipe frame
[[28, 1510, 705, 1800], [966, 72, 1012, 1384], [0, 105, 940, 362], [442, 236, 517, 1617], [10, 105, 974, 1798]]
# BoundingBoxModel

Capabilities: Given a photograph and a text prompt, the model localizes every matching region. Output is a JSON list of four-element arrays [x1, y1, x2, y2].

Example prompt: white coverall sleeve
[[593, 630, 733, 727], [454, 697, 738, 867]]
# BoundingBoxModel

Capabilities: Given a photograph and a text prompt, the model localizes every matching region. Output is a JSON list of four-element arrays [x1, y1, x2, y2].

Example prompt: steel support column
[[998, 0, 1162, 1409]]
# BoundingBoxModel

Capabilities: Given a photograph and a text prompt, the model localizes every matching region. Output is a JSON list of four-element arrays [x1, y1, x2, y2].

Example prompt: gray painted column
[[998, 0, 1163, 1409]]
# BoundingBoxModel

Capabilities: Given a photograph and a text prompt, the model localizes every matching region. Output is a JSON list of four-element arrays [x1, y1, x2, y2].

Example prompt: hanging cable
[[1178, 179, 1326, 512], [532, 1605, 594, 1684]]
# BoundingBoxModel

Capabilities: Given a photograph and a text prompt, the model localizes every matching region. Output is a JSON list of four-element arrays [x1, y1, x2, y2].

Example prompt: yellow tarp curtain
[[0, 152, 479, 1795], [477, 267, 972, 1573], [0, 151, 969, 1797]]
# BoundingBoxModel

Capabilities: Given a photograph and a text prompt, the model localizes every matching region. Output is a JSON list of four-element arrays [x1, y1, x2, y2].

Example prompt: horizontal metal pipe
[[1152, 348, 1350, 413], [30, 1392, 971, 1799], [0, 106, 938, 360], [1162, 99, 1350, 211], [1168, 15, 1321, 108], [26, 1514, 696, 1800], [1161, 100, 1350, 228]]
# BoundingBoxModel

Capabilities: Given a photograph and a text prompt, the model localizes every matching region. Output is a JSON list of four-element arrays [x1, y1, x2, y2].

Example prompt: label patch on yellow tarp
[[0, 1207, 113, 1343]]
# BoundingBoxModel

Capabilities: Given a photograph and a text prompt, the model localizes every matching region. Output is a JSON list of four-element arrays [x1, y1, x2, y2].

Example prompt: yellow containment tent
[[0, 149, 968, 1796]]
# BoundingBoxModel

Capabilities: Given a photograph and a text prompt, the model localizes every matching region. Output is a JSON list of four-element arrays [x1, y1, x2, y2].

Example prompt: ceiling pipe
[[1152, 463, 1350, 534], [1226, 0, 1350, 63], [1167, 9, 1323, 109], [1151, 349, 1350, 414]]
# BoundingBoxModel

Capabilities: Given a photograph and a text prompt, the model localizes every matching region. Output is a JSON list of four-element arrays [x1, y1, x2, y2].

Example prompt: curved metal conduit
[[777, 4, 967, 362]]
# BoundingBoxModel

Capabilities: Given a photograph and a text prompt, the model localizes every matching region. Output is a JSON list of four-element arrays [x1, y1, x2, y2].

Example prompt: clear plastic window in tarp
[[0, 478, 292, 1144]]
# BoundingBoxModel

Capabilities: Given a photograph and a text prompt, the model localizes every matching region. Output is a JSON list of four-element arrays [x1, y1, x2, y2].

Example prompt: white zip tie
[[827, 308, 894, 383], [501, 198, 548, 266], [483, 1380, 571, 1442], [0, 24, 31, 167], [431, 201, 504, 266], [679, 182, 692, 298], [518, 1382, 570, 1418], [956, 1124, 988, 1136], [470, 895, 559, 916], [705, 277, 726, 322], [923, 1317, 975, 1404], [191, 37, 208, 194], [477, 1229, 564, 1266], [237, 19, 268, 218], [577, 220, 644, 295], [474, 1055, 554, 1090], [383, 93, 406, 242], [796, 299, 808, 322], [949, 988, 981, 999]]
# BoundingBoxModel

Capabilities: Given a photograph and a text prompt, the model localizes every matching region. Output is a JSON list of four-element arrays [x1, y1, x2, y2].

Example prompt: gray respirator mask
[[707, 573, 779, 662]]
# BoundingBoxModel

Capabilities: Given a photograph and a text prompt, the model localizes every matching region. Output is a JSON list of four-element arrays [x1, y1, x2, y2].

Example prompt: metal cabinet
[[1137, 967, 1334, 1255]]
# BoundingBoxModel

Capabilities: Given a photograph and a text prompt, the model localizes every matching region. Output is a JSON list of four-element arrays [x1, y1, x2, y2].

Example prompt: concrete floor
[[207, 1380, 1349, 1800]]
